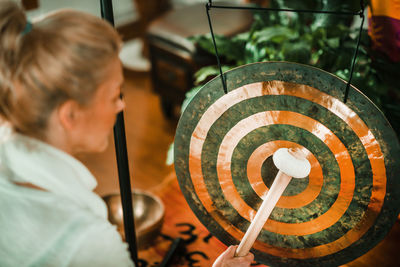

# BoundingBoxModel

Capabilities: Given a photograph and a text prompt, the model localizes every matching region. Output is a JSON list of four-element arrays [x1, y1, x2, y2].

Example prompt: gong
[[174, 62, 400, 266]]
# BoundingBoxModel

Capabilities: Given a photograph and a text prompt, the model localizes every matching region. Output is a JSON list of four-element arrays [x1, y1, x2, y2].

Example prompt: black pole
[[159, 238, 184, 267], [344, 1, 365, 103], [100, 0, 114, 24], [206, 2, 228, 94], [100, 0, 139, 265]]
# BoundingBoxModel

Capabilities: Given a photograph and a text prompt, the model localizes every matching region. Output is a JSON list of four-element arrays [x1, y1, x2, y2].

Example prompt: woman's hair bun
[[0, 0, 27, 120], [0, 0, 121, 135], [0, 0, 27, 69]]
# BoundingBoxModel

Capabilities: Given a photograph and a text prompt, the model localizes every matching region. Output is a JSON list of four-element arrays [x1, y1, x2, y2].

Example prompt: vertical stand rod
[[100, 0, 139, 265]]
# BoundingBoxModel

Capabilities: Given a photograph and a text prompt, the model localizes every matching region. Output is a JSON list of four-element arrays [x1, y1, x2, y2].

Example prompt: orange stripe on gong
[[188, 81, 386, 258], [247, 141, 323, 208], [261, 81, 387, 226], [189, 84, 268, 221], [217, 111, 354, 236]]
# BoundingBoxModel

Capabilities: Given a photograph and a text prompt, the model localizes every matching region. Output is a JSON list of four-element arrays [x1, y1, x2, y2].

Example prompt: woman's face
[[73, 56, 125, 154]]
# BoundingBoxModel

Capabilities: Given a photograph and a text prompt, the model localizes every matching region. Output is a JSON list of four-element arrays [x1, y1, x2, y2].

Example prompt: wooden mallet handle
[[235, 148, 311, 257]]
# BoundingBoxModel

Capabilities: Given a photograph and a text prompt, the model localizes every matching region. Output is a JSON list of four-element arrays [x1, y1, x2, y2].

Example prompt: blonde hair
[[0, 0, 121, 137]]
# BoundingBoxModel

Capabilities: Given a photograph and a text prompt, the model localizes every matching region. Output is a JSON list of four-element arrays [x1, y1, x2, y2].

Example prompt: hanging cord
[[206, 0, 365, 98], [208, 3, 359, 16], [344, 1, 365, 103], [206, 1, 228, 94]]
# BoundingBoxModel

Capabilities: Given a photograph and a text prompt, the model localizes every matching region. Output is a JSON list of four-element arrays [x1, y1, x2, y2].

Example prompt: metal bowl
[[102, 190, 165, 250]]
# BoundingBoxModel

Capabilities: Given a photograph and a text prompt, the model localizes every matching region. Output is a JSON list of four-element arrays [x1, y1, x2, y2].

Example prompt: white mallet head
[[272, 148, 311, 178]]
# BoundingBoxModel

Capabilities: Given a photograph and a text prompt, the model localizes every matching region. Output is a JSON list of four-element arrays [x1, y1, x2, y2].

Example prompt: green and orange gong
[[174, 62, 400, 266]]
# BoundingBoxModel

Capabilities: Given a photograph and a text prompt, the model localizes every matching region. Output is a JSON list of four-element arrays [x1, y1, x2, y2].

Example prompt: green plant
[[191, 0, 399, 132], [166, 0, 400, 164]]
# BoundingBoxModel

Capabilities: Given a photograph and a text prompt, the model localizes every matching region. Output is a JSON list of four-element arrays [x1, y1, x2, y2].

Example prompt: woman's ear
[[57, 100, 79, 130]]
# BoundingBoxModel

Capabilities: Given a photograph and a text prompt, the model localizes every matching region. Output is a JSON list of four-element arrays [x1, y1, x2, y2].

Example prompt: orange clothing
[[368, 0, 400, 61]]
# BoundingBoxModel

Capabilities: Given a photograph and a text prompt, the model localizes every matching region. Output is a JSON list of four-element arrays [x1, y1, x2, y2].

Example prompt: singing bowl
[[102, 190, 165, 250]]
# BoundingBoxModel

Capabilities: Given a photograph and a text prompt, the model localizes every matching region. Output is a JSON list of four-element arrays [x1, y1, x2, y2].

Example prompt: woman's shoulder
[[0, 122, 13, 144]]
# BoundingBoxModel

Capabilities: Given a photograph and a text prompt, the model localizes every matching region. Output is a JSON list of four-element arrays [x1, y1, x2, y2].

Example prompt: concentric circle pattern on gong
[[174, 62, 400, 266]]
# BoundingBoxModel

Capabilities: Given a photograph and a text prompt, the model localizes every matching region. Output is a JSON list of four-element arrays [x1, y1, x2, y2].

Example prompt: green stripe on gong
[[175, 62, 400, 266], [231, 125, 339, 223], [201, 95, 373, 248], [229, 94, 373, 219]]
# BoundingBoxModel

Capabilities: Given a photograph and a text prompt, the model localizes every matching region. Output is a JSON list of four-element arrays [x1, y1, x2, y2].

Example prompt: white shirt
[[0, 125, 134, 267]]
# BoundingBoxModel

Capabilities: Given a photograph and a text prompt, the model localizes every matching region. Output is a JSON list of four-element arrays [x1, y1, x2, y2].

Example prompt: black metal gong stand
[[100, 1, 185, 266], [205, 0, 365, 103], [100, 0, 138, 266]]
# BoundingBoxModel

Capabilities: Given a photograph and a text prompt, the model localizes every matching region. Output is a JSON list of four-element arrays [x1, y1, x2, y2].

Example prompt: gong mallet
[[235, 148, 311, 257]]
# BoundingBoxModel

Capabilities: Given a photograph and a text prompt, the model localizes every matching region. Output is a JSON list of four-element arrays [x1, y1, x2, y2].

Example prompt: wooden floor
[[77, 69, 400, 266]]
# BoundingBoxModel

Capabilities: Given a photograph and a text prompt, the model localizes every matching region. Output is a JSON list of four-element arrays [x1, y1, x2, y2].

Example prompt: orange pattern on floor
[[139, 172, 266, 267]]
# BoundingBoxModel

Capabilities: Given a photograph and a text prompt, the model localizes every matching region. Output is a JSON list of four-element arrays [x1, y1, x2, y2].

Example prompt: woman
[[0, 1, 254, 266]]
